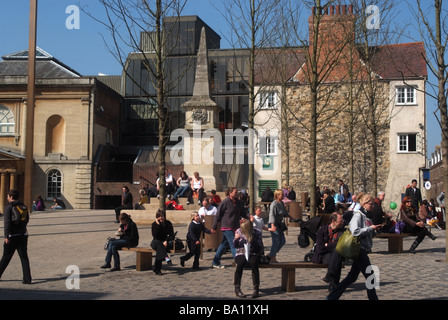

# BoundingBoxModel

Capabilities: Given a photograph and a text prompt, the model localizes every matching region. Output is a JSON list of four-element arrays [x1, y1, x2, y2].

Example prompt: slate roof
[[0, 47, 81, 78]]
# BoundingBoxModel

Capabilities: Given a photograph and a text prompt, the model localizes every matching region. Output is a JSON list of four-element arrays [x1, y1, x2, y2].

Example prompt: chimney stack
[[312, 4, 353, 16]]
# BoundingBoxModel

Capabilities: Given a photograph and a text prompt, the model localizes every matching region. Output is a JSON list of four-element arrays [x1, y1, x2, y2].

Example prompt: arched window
[[0, 106, 15, 135], [47, 169, 62, 199]]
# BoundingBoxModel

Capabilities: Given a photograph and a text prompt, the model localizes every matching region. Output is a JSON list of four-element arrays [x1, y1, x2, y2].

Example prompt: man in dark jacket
[[211, 187, 249, 268], [0, 189, 32, 284], [114, 186, 133, 223], [101, 212, 139, 271], [405, 179, 422, 211]]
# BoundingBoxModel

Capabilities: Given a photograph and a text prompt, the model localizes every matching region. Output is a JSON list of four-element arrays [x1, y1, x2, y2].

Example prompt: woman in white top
[[187, 172, 205, 205]]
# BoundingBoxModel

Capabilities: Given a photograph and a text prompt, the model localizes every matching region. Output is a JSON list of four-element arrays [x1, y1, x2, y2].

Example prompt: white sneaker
[[212, 264, 225, 269]]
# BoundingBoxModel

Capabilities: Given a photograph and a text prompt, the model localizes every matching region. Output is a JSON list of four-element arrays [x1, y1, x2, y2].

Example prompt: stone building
[[255, 5, 428, 206], [0, 47, 122, 211]]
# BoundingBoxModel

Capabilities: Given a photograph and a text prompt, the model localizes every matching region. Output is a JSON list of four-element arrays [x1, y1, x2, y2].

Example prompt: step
[[123, 209, 199, 225]]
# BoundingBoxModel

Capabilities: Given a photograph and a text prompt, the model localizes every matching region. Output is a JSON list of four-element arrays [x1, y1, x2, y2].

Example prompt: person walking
[[180, 212, 211, 269], [0, 189, 32, 284], [327, 194, 382, 300], [267, 189, 294, 263], [233, 218, 264, 298], [211, 187, 249, 268]]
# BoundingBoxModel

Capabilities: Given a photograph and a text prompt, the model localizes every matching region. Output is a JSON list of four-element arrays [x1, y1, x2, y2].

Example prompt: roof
[[255, 48, 306, 85], [282, 41, 427, 84], [0, 47, 81, 78], [368, 42, 428, 80], [95, 75, 123, 95]]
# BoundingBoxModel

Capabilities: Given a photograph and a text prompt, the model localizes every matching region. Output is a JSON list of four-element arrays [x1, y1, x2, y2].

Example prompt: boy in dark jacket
[[180, 212, 211, 269], [0, 189, 32, 284]]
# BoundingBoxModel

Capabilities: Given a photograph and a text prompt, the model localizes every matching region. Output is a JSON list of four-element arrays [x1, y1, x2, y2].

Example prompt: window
[[398, 134, 419, 153], [259, 91, 278, 109], [0, 106, 15, 135], [47, 169, 62, 199], [259, 135, 277, 155], [396, 86, 416, 105]]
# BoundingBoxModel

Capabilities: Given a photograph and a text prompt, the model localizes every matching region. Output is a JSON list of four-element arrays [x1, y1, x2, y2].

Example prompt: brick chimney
[[306, 4, 356, 82]]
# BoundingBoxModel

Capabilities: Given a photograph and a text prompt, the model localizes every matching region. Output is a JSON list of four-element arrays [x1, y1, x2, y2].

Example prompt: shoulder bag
[[335, 227, 360, 260]]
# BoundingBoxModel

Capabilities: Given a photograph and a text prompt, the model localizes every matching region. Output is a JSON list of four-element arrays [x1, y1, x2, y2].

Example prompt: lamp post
[[24, 0, 37, 208]]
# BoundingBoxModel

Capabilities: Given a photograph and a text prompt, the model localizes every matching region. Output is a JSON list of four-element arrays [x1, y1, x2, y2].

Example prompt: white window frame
[[47, 169, 62, 199], [396, 86, 417, 106], [259, 91, 278, 110], [397, 133, 420, 153], [259, 135, 278, 156], [0, 106, 15, 136]]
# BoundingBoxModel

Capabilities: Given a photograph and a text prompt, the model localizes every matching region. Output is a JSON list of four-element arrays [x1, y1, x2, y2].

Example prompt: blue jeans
[[213, 230, 236, 266], [269, 230, 286, 257], [173, 186, 189, 200], [105, 239, 127, 268]]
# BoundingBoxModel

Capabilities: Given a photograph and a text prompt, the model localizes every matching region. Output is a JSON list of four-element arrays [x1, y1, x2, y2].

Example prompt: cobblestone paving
[[0, 209, 446, 302]]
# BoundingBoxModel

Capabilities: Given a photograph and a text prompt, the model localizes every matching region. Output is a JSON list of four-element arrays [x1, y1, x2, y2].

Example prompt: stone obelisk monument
[[182, 27, 223, 191]]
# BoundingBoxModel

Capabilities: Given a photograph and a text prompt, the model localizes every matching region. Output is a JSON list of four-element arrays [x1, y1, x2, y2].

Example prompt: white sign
[[424, 181, 431, 190]]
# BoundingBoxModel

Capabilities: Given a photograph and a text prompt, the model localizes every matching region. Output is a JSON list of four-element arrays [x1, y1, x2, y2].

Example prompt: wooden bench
[[375, 233, 412, 253], [120, 247, 155, 271], [119, 240, 187, 272], [259, 262, 329, 292]]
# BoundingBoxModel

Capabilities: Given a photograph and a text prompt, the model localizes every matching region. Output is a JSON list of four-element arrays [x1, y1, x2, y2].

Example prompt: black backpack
[[11, 204, 29, 225]]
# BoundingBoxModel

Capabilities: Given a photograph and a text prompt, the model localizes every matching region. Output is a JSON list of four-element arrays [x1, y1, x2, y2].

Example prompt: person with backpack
[[0, 189, 32, 284]]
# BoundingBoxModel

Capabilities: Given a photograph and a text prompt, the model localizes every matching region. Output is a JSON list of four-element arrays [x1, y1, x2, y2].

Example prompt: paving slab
[[0, 209, 446, 305]]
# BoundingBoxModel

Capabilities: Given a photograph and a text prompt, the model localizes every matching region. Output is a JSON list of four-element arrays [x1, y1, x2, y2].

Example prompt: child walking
[[180, 212, 211, 269]]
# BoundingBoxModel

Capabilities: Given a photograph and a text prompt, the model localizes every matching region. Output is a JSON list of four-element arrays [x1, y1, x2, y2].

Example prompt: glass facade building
[[122, 16, 250, 147]]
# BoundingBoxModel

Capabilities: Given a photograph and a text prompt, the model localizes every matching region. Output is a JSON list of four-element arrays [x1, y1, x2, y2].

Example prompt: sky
[[0, 0, 444, 161]]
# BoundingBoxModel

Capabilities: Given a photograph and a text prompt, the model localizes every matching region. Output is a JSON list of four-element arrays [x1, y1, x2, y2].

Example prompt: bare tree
[[84, 0, 188, 212], [413, 0, 448, 261], [218, 0, 280, 213], [282, 0, 356, 217], [352, 0, 405, 197]]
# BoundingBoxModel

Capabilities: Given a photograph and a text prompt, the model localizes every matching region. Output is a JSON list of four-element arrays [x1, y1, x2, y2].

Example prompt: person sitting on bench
[[101, 212, 139, 272]]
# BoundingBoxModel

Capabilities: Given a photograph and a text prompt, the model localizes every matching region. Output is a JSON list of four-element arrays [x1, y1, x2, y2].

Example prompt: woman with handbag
[[400, 197, 437, 253], [327, 194, 382, 300], [233, 218, 264, 298], [267, 189, 293, 263], [101, 212, 139, 271]]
